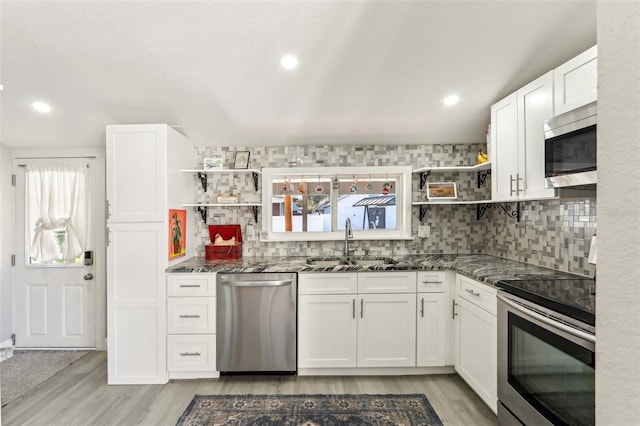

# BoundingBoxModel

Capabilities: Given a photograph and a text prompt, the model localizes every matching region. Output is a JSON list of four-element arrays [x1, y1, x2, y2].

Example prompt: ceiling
[[1, 1, 596, 149]]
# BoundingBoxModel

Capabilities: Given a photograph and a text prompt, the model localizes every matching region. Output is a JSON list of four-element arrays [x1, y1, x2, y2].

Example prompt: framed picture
[[426, 182, 458, 200], [168, 209, 187, 260], [233, 151, 250, 169], [203, 157, 223, 170]]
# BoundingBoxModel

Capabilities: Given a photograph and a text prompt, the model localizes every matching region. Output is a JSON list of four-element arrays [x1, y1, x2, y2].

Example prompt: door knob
[[83, 273, 94, 281]]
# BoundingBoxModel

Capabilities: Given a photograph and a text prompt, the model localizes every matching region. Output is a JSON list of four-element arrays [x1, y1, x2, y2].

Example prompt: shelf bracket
[[196, 206, 208, 223], [477, 169, 491, 188], [252, 206, 259, 223], [251, 172, 259, 192], [419, 171, 431, 190], [197, 172, 208, 193], [419, 205, 430, 222], [477, 202, 520, 222]]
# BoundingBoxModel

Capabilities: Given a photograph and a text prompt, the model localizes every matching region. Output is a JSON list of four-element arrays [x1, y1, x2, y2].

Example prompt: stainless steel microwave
[[544, 102, 597, 188]]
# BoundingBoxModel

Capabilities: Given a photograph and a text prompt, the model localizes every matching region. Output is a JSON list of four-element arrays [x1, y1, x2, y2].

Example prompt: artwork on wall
[[426, 182, 457, 200], [169, 209, 187, 260], [233, 151, 250, 169], [203, 157, 223, 169]]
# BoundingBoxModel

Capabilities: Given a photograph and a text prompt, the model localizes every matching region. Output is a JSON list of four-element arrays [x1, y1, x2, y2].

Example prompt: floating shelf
[[182, 169, 261, 192], [412, 162, 491, 174], [183, 203, 261, 223], [412, 200, 492, 206]]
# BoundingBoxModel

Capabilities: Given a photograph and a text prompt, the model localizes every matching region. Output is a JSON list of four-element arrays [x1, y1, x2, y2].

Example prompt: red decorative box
[[205, 224, 243, 260]]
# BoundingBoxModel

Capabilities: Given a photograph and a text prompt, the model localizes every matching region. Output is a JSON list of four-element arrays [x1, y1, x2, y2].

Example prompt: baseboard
[[0, 339, 14, 363]]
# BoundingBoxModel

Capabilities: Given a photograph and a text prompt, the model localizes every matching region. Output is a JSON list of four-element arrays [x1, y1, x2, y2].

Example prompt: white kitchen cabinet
[[357, 293, 417, 367], [298, 294, 357, 368], [416, 271, 448, 367], [298, 272, 420, 370], [166, 273, 218, 379], [106, 124, 196, 384], [491, 71, 556, 201], [554, 45, 597, 115], [454, 274, 497, 414]]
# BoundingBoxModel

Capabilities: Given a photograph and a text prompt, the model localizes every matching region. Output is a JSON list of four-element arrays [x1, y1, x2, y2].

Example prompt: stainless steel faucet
[[344, 218, 354, 259]]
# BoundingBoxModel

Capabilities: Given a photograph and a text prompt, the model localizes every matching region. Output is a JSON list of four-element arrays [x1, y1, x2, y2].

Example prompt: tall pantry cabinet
[[106, 124, 195, 384]]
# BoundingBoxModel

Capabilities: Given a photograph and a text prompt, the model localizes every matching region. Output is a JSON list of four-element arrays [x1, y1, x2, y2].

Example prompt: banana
[[476, 150, 489, 164]]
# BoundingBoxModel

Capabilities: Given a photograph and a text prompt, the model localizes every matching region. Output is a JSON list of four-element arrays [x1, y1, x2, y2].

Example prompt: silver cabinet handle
[[179, 284, 201, 288], [352, 299, 356, 319], [179, 314, 201, 319], [360, 299, 364, 318], [106, 200, 111, 219], [422, 281, 443, 284], [420, 298, 425, 317], [452, 300, 458, 319], [517, 173, 524, 194], [510, 174, 516, 196], [180, 352, 201, 357], [465, 288, 481, 297], [106, 227, 111, 247]]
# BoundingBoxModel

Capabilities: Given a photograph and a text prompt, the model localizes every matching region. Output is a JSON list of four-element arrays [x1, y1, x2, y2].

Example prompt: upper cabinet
[[554, 45, 598, 115], [491, 46, 597, 202], [491, 71, 556, 201]]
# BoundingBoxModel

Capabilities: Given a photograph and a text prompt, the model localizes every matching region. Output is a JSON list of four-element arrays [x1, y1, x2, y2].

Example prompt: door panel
[[14, 158, 96, 348]]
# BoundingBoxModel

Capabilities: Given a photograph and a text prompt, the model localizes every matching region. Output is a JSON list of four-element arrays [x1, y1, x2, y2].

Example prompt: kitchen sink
[[306, 257, 396, 267]]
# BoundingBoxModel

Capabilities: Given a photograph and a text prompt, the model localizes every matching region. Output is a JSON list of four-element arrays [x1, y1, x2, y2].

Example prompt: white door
[[14, 158, 96, 348], [357, 293, 416, 368]]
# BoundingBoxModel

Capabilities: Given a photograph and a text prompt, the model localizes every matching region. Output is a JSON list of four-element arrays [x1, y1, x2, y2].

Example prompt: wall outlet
[[246, 223, 255, 240], [418, 225, 430, 238]]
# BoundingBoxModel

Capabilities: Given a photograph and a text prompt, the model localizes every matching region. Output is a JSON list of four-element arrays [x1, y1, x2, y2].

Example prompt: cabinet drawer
[[167, 335, 216, 372], [417, 271, 447, 293], [298, 273, 358, 294], [167, 274, 215, 297], [358, 271, 417, 293], [456, 275, 497, 316], [167, 297, 215, 334]]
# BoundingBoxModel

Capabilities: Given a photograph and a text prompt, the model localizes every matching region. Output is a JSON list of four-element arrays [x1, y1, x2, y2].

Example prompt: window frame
[[261, 166, 413, 242]]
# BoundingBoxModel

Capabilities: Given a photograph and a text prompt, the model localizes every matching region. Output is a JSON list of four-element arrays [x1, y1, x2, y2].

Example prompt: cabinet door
[[107, 222, 167, 384], [491, 93, 519, 201], [357, 293, 416, 368], [298, 294, 357, 368], [554, 45, 598, 115], [517, 71, 557, 200], [454, 297, 497, 413], [106, 124, 167, 222], [416, 293, 446, 367]]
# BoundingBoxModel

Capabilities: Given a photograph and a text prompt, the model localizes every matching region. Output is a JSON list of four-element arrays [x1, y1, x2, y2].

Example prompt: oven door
[[497, 293, 595, 426]]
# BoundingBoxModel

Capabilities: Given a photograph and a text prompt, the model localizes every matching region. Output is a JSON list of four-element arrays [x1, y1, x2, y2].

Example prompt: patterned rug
[[176, 394, 443, 425]]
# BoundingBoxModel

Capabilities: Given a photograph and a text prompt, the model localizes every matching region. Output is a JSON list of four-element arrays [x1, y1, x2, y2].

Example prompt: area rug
[[0, 350, 89, 406], [176, 394, 443, 426]]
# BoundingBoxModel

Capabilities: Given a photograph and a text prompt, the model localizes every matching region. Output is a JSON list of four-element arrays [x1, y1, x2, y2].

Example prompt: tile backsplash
[[191, 143, 596, 278]]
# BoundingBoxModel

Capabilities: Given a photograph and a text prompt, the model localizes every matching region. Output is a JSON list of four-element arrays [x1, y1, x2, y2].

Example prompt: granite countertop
[[166, 253, 587, 287]]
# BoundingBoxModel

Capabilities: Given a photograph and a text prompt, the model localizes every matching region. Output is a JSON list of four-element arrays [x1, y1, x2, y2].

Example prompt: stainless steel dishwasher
[[216, 273, 297, 373]]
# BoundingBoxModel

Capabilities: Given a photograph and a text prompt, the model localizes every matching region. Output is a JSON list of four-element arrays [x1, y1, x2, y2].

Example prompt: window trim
[[261, 166, 413, 242]]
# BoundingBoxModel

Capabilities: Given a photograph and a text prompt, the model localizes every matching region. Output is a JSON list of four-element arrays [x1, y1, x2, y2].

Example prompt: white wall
[[596, 2, 640, 424], [0, 144, 14, 344]]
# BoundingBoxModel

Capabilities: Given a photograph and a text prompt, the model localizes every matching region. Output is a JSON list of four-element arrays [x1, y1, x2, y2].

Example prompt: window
[[262, 166, 412, 241]]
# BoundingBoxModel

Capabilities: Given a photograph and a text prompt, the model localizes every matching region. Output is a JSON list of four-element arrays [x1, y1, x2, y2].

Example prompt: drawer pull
[[422, 281, 443, 284], [179, 284, 201, 288], [465, 288, 481, 297], [453, 300, 458, 318], [180, 352, 201, 357], [179, 314, 201, 319], [420, 298, 425, 317]]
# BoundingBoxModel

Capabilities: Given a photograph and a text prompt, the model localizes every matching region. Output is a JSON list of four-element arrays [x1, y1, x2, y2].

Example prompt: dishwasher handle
[[221, 279, 293, 287]]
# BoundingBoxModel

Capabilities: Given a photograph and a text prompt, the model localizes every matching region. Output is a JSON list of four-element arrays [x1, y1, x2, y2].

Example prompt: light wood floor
[[1, 351, 497, 425]]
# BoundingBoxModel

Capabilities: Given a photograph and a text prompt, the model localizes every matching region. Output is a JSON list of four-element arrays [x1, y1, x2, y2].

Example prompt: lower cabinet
[[454, 274, 497, 414], [166, 273, 218, 379]]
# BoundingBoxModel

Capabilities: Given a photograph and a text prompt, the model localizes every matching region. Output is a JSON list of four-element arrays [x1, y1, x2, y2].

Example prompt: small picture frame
[[233, 151, 250, 169], [203, 157, 223, 170], [426, 182, 458, 200]]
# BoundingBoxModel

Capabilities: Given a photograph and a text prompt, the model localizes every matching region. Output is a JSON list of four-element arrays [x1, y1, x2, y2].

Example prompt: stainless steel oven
[[497, 283, 595, 426]]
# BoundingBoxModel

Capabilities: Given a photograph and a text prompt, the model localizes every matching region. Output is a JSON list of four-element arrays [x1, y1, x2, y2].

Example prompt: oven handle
[[497, 293, 595, 344]]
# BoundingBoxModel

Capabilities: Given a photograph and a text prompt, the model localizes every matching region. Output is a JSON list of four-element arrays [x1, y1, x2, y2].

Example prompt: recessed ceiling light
[[280, 54, 299, 70], [32, 101, 51, 113], [443, 94, 460, 106]]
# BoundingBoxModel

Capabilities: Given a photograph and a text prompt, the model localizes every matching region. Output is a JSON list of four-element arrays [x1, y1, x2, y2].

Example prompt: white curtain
[[26, 165, 89, 263]]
